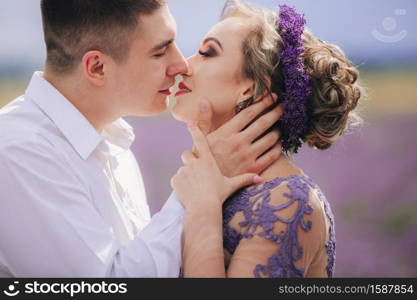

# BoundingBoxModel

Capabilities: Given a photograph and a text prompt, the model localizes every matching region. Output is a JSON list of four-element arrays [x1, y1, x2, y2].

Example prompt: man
[[0, 0, 282, 277]]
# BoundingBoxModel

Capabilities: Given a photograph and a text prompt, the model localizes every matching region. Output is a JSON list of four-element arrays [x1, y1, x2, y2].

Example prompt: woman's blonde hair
[[221, 0, 364, 150]]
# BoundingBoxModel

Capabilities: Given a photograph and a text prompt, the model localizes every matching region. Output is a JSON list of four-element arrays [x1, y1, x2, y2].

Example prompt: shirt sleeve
[[111, 191, 184, 277], [226, 179, 327, 278], [0, 138, 184, 277]]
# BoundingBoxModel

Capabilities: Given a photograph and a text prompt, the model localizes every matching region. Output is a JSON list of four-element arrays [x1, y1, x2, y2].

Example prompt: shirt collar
[[25, 71, 135, 160], [97, 118, 135, 157]]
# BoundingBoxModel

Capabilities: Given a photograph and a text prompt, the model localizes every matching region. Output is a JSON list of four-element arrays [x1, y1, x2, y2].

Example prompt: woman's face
[[171, 16, 255, 132]]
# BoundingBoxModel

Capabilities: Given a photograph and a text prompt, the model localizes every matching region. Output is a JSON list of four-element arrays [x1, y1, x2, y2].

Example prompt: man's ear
[[82, 50, 106, 87]]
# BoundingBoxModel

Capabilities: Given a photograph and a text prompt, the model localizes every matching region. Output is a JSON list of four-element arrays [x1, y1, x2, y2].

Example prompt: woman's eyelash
[[198, 49, 215, 57]]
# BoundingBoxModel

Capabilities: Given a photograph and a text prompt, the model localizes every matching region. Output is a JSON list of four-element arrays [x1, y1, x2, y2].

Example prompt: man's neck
[[42, 70, 119, 133]]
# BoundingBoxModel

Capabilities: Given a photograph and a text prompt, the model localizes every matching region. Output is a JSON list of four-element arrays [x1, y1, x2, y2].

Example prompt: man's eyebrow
[[202, 37, 223, 50], [150, 39, 174, 53]]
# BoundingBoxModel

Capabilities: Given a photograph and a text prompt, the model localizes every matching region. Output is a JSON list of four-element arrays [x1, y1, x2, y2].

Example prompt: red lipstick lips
[[176, 82, 192, 97], [159, 88, 171, 95], [179, 82, 191, 91]]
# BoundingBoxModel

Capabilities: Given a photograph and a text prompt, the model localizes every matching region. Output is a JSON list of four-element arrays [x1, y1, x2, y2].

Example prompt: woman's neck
[[259, 151, 305, 183]]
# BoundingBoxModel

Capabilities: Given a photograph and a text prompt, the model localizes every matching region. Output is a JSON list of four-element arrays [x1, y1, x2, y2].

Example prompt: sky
[[0, 0, 416, 75]]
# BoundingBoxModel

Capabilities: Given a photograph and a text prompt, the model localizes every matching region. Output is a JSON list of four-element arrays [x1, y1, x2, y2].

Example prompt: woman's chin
[[171, 104, 193, 123], [171, 112, 187, 123]]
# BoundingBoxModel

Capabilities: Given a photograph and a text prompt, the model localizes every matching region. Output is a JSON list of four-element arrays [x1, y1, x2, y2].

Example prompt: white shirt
[[0, 72, 184, 277]]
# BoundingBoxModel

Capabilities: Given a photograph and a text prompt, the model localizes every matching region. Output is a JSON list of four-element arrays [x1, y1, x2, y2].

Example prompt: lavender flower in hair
[[277, 5, 312, 154]]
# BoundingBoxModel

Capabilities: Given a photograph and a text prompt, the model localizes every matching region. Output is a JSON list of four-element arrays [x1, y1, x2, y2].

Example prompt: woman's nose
[[182, 56, 194, 77]]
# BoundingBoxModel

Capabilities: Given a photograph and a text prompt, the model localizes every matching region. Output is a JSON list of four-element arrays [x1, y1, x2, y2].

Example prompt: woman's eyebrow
[[202, 37, 223, 50]]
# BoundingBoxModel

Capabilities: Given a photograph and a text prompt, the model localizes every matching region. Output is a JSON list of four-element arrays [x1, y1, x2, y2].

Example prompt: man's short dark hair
[[41, 0, 165, 74]]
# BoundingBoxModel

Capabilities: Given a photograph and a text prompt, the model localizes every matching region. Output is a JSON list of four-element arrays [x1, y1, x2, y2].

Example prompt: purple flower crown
[[276, 5, 312, 154]]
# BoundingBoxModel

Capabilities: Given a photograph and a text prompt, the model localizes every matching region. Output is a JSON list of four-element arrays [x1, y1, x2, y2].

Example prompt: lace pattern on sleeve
[[223, 175, 336, 278]]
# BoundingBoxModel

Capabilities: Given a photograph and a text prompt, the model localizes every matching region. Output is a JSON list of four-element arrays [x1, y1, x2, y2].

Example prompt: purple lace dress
[[222, 174, 336, 278]]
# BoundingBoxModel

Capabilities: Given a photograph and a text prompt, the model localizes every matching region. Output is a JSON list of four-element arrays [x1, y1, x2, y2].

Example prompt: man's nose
[[167, 44, 189, 77]]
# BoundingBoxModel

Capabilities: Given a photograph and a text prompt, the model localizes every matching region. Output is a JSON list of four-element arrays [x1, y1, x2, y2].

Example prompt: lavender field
[[295, 116, 417, 277]]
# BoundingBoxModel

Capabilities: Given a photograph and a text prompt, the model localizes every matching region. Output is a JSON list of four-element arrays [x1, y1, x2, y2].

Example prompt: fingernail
[[253, 175, 264, 184], [199, 103, 207, 113]]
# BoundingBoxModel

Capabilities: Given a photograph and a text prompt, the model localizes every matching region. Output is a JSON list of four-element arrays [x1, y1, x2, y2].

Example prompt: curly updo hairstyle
[[221, 0, 364, 150]]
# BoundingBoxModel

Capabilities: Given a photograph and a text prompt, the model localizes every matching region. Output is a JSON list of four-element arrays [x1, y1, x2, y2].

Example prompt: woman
[[171, 0, 363, 278]]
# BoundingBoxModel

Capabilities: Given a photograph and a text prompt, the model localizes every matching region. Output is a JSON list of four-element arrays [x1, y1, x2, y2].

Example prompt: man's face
[[107, 5, 188, 117]]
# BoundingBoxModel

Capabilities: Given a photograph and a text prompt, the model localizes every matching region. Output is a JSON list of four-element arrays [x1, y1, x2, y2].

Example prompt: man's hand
[[172, 124, 252, 278], [171, 124, 262, 209], [197, 93, 284, 178]]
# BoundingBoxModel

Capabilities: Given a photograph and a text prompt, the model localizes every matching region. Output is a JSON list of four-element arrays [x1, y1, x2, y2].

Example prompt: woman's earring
[[235, 96, 254, 114]]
